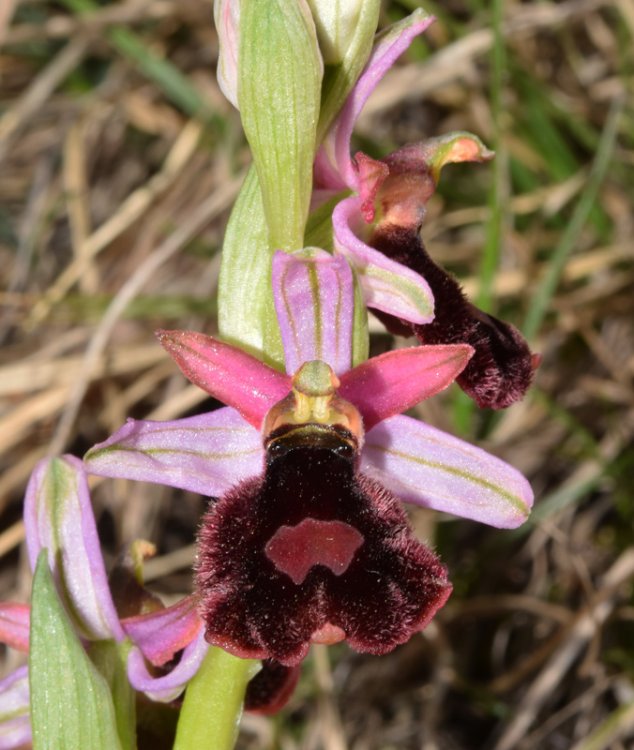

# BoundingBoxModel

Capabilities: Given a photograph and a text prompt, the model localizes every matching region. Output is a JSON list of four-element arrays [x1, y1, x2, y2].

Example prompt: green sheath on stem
[[239, 0, 322, 251]]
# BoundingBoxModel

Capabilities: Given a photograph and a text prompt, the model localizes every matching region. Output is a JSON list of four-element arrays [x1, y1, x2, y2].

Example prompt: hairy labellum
[[370, 223, 536, 409], [196, 421, 451, 666]]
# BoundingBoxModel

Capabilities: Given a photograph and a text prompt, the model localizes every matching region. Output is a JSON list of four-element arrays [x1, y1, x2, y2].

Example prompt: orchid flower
[[314, 10, 537, 409], [0, 465, 212, 747], [85, 249, 533, 668], [0, 454, 210, 750]]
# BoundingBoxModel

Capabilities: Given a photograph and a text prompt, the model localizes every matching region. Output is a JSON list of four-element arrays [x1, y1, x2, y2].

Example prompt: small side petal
[[339, 345, 473, 430], [85, 408, 262, 496], [333, 196, 434, 324], [23, 456, 124, 641], [361, 415, 534, 528], [355, 152, 389, 222], [0, 666, 31, 750], [157, 330, 291, 428], [127, 627, 209, 703], [122, 595, 201, 667], [315, 9, 434, 190], [272, 249, 354, 376], [0, 603, 30, 653]]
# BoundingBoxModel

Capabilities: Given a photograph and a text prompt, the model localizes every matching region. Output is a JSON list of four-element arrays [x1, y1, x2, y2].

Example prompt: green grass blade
[[522, 98, 623, 341], [58, 0, 214, 121]]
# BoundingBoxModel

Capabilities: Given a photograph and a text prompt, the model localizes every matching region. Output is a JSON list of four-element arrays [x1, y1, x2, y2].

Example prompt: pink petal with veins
[[272, 249, 354, 376]]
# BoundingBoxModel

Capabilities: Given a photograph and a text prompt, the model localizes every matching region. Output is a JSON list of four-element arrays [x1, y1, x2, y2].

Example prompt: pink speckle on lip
[[265, 518, 364, 585]]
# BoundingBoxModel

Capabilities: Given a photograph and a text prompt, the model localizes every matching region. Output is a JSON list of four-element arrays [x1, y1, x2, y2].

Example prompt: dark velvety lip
[[369, 222, 535, 409]]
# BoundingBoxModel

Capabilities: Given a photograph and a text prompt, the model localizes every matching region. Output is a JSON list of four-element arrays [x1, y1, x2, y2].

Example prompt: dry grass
[[1, 1, 633, 748]]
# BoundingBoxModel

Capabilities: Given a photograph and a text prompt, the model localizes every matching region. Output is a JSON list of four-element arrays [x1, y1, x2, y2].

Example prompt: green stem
[[174, 647, 258, 750]]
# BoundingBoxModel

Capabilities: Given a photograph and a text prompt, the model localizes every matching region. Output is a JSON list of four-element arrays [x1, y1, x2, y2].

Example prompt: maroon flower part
[[196, 361, 451, 667], [245, 660, 301, 715], [364, 143, 537, 409], [334, 140, 539, 410]]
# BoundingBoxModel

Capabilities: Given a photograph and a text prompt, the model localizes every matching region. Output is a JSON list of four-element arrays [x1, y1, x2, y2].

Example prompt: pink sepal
[[24, 455, 125, 641], [0, 603, 30, 653], [157, 330, 291, 429], [272, 249, 354, 376], [84, 408, 262, 496], [339, 344, 473, 430]]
